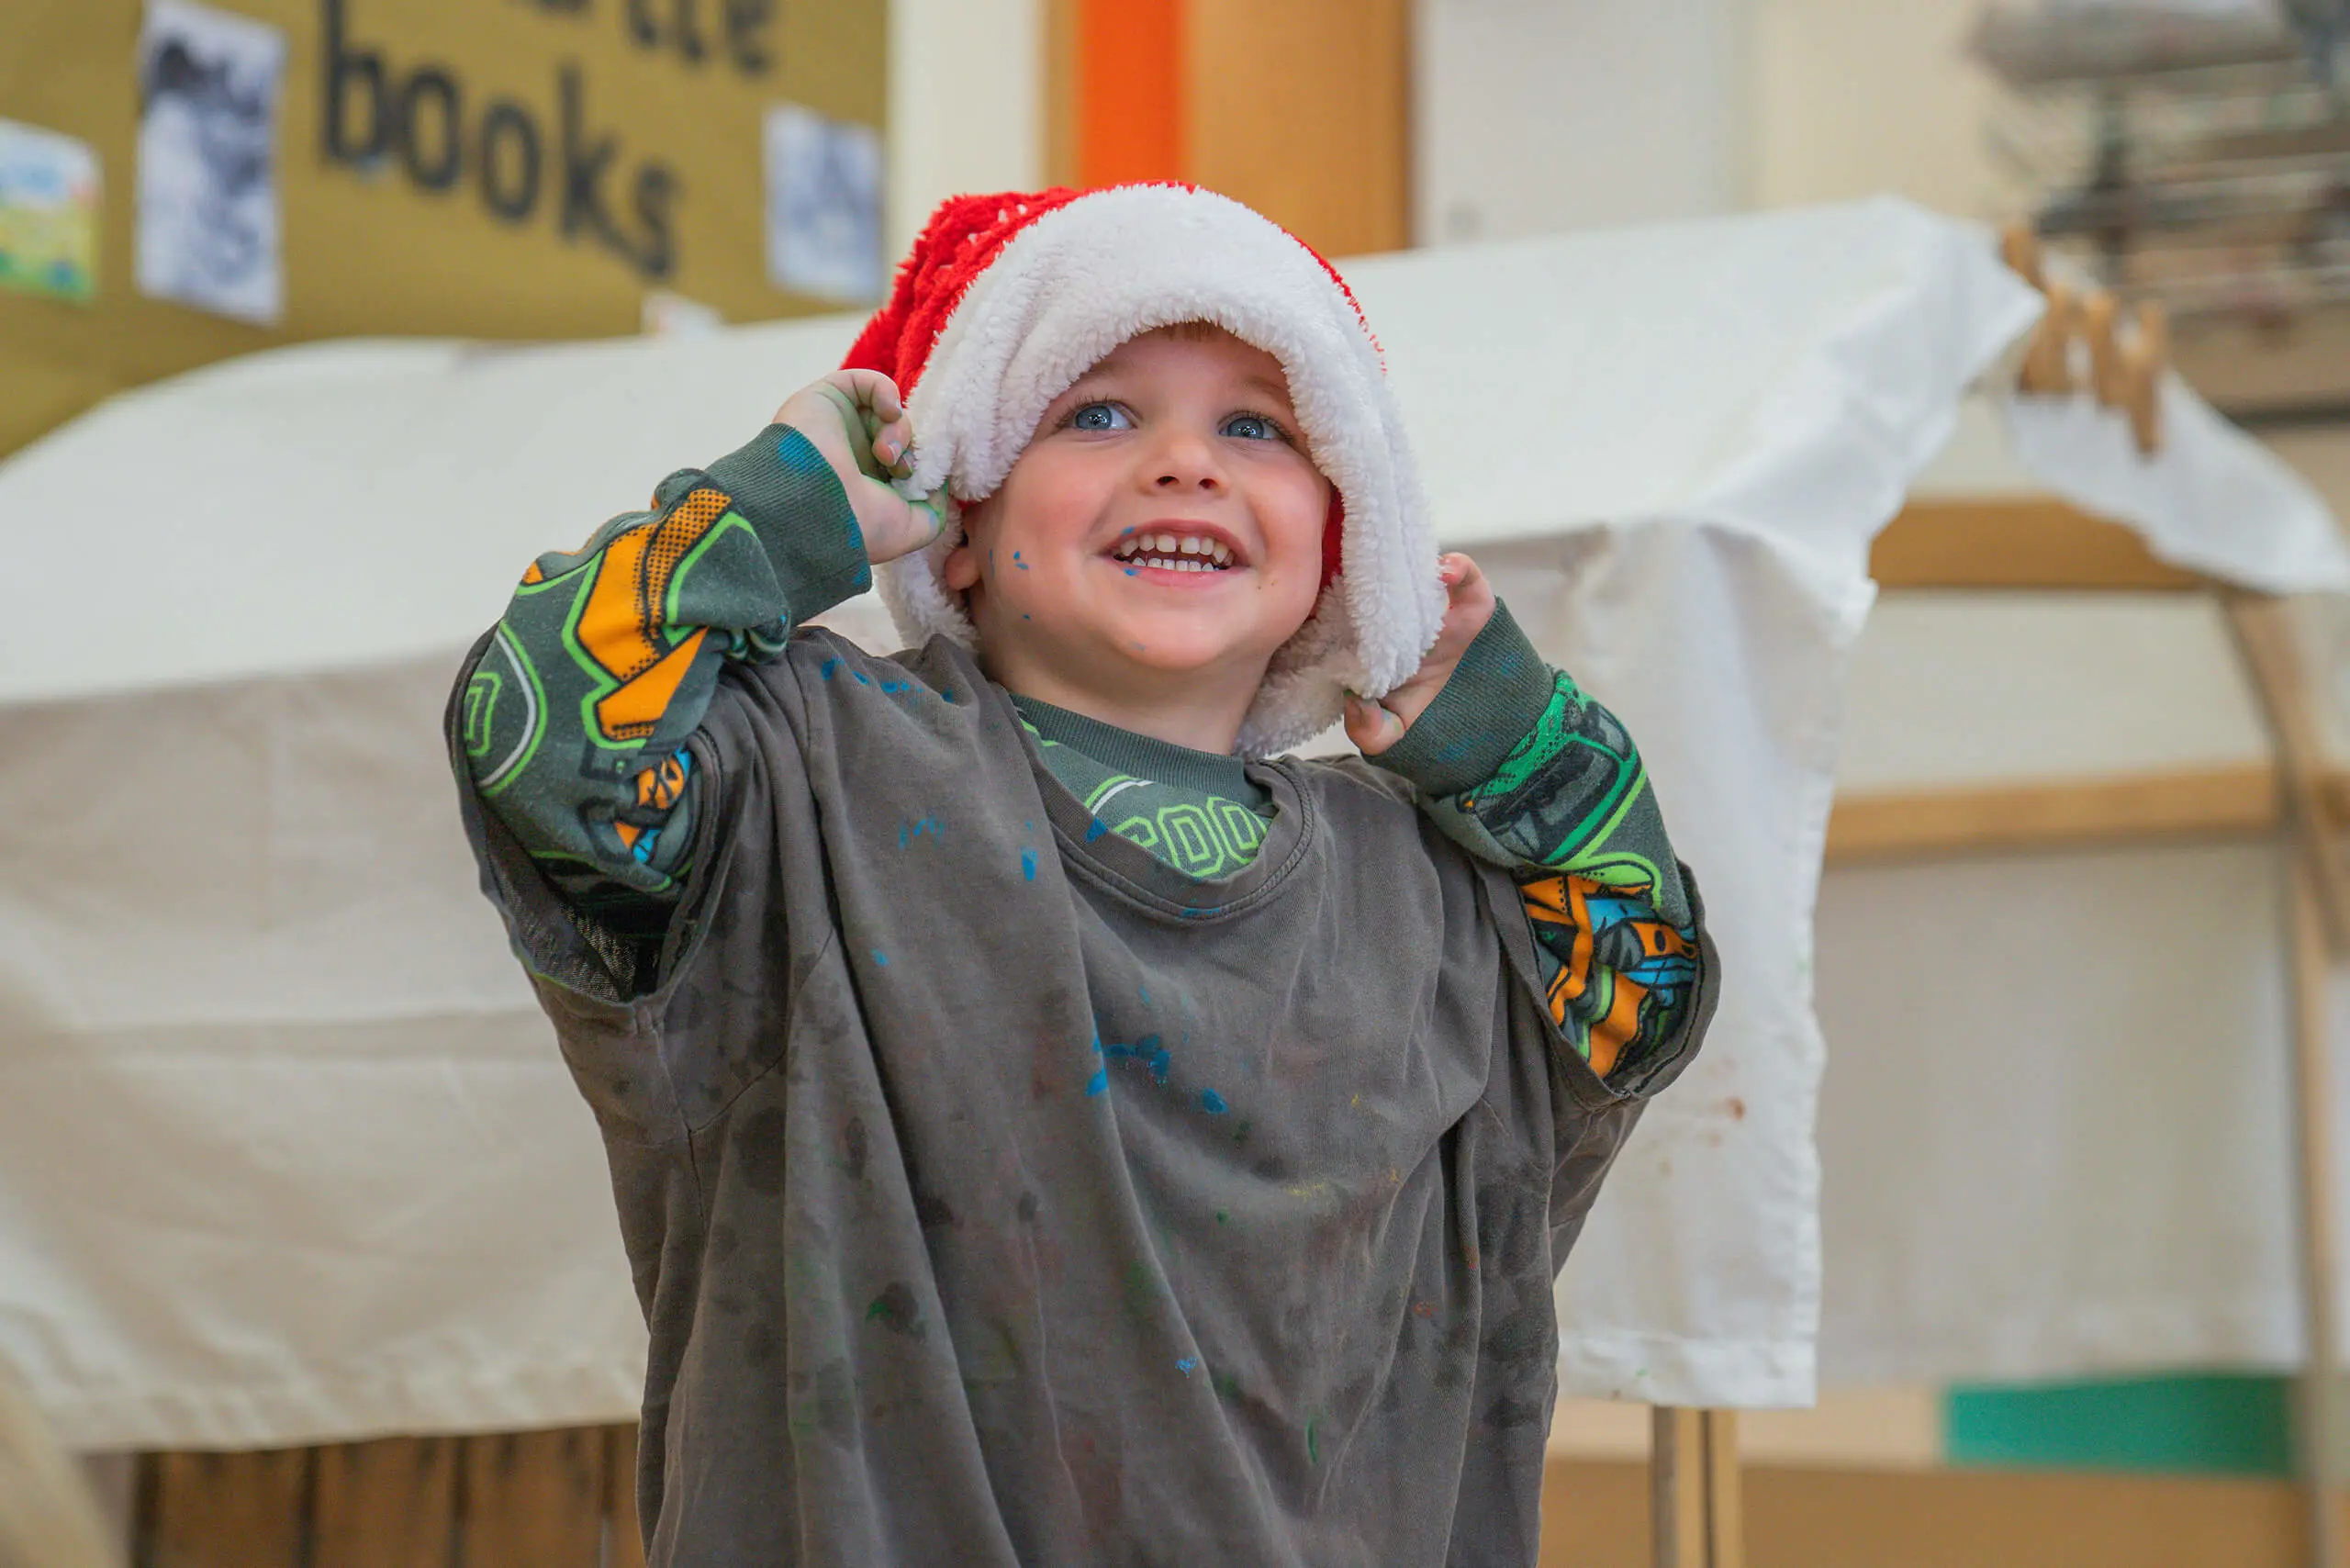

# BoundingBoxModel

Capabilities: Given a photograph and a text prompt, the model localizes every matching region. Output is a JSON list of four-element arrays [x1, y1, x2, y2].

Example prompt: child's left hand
[[1343, 553, 1495, 756]]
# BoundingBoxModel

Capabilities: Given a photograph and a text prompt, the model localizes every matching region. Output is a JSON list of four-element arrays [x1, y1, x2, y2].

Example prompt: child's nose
[[1148, 430, 1226, 492]]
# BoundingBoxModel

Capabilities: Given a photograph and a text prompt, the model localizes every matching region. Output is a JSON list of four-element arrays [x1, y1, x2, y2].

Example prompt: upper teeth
[[1114, 532, 1235, 568]]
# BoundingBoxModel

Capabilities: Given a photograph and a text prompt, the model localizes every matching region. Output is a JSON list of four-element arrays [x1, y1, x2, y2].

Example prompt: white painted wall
[[1413, 0, 1746, 243], [1750, 0, 2005, 217], [886, 0, 1044, 259]]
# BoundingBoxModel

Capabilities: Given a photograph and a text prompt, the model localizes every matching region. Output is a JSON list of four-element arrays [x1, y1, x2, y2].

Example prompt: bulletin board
[[0, 0, 887, 458]]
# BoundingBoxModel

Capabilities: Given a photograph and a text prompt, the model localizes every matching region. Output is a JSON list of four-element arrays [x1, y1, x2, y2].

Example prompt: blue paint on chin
[[1201, 1090, 1228, 1114], [1124, 567, 1138, 577]]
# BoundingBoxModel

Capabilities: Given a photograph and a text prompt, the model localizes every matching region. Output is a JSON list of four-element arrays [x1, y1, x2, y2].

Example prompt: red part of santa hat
[[845, 183, 1443, 757]]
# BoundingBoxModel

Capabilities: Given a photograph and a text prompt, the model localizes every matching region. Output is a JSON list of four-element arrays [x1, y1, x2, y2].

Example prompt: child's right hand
[[772, 370, 951, 566]]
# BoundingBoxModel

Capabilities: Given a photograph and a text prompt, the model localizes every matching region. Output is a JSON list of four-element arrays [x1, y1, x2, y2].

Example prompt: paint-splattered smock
[[450, 422, 1719, 1566]]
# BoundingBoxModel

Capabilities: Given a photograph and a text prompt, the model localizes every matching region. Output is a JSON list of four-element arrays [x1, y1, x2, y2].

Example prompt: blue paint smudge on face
[[821, 657, 839, 680], [1085, 818, 1108, 842], [1125, 568, 1138, 577], [1021, 847, 1038, 880], [1201, 1090, 1228, 1114]]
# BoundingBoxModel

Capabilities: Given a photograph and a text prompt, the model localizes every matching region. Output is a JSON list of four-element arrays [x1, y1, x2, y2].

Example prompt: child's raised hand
[[772, 370, 952, 566], [1342, 553, 1496, 756]]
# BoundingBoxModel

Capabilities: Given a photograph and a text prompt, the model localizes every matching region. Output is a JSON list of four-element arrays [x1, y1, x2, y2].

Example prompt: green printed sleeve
[[1369, 601, 1706, 1081], [456, 422, 869, 924]]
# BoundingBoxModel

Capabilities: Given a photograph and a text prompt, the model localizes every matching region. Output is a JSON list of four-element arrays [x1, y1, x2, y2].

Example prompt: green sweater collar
[[1007, 693, 1262, 803]]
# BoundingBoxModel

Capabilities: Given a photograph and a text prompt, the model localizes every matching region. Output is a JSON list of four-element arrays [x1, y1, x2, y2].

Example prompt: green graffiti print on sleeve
[[1467, 672, 1668, 893], [467, 623, 547, 797]]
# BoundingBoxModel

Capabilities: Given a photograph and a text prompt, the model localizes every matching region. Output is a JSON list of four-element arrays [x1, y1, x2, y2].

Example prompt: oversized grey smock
[[452, 626, 1716, 1567]]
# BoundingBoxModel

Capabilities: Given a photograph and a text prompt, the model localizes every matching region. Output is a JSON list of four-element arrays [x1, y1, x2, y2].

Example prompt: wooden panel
[[1540, 1458, 2342, 1568], [459, 1428, 607, 1568], [604, 1424, 647, 1568], [142, 1449, 310, 1568], [1825, 764, 2281, 862], [310, 1437, 457, 1568], [1874, 498, 2205, 591], [1186, 0, 1412, 258]]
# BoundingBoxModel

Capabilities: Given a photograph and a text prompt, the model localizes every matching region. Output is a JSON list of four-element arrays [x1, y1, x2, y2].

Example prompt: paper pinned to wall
[[135, 0, 286, 326], [0, 118, 99, 304], [764, 102, 884, 305]]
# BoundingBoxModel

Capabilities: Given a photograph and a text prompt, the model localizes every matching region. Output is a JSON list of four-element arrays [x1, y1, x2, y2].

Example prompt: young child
[[451, 184, 1716, 1566]]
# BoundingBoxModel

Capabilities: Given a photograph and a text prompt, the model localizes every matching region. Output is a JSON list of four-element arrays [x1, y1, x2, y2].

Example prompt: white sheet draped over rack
[[1, 197, 2339, 1450]]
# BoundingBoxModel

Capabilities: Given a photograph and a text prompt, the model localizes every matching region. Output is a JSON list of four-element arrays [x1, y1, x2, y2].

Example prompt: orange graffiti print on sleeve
[[574, 487, 730, 744], [1522, 871, 1697, 1077]]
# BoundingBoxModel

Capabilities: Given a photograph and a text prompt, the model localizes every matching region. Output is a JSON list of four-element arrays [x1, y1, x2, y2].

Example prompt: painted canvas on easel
[[134, 0, 285, 325]]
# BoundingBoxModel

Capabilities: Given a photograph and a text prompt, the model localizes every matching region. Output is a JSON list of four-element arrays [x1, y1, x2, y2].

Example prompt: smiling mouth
[[1108, 532, 1240, 572]]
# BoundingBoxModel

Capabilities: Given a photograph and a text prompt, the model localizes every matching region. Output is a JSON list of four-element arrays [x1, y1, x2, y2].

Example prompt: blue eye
[[1223, 413, 1284, 442], [1069, 402, 1133, 431]]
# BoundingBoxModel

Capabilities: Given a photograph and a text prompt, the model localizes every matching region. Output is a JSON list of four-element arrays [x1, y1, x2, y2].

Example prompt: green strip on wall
[[1945, 1374, 2292, 1476]]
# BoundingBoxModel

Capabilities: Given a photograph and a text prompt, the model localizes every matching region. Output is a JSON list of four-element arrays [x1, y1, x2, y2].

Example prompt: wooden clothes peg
[[2084, 289, 2126, 408], [2000, 220, 2046, 290], [2121, 299, 2169, 456], [2021, 281, 2080, 395]]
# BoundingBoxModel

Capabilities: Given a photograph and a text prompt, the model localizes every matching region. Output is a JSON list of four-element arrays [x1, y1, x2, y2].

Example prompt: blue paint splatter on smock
[[1201, 1090, 1228, 1114], [1085, 818, 1108, 842], [821, 658, 839, 680], [1021, 847, 1038, 881], [871, 949, 890, 966]]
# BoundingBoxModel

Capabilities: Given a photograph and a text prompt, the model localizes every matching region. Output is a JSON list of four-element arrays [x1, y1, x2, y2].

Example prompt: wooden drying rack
[[1645, 224, 2350, 1568]]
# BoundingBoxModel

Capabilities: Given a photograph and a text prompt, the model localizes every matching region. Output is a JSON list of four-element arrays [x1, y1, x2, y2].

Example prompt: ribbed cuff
[[1371, 600, 1556, 799], [703, 423, 873, 628]]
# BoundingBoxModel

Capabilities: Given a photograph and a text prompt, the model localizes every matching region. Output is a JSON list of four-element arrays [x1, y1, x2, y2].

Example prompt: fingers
[[1440, 552, 1487, 599], [1343, 691, 1405, 756], [829, 372, 916, 480], [828, 367, 903, 422]]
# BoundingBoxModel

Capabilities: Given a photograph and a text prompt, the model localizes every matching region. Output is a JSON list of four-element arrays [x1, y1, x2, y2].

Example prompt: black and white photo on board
[[136, 0, 286, 325]]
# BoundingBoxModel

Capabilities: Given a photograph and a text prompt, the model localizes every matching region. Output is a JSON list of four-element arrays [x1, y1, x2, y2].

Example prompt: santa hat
[[844, 183, 1445, 758]]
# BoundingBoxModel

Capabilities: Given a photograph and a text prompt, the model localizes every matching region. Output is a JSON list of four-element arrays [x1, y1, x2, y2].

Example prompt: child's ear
[[942, 498, 990, 592], [943, 538, 980, 592]]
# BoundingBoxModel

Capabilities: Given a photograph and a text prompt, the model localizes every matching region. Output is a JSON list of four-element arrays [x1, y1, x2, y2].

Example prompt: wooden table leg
[[1652, 1406, 1707, 1568], [1706, 1409, 1745, 1568], [2288, 852, 2348, 1568]]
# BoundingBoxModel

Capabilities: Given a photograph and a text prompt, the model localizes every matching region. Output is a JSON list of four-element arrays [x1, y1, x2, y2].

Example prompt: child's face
[[943, 325, 1333, 729]]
